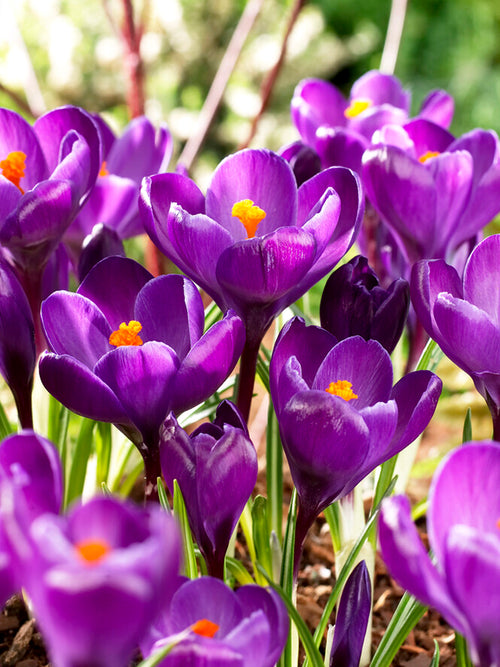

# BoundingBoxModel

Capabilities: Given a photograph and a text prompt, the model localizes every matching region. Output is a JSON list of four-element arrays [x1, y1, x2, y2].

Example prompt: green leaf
[[47, 394, 70, 470], [135, 630, 192, 667], [65, 418, 95, 507], [279, 489, 297, 667], [266, 399, 283, 545], [430, 640, 440, 667], [252, 495, 273, 577], [323, 502, 341, 553], [225, 556, 255, 585], [95, 421, 112, 487], [462, 407, 472, 443], [415, 338, 443, 372], [157, 477, 171, 513], [0, 401, 14, 439], [173, 479, 198, 579], [455, 632, 474, 667]]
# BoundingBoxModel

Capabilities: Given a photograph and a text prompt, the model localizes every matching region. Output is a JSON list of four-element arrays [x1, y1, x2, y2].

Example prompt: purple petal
[[94, 342, 180, 443], [315, 127, 368, 172], [312, 337, 393, 408], [41, 291, 111, 368], [51, 130, 92, 206], [206, 149, 298, 238], [224, 611, 271, 667], [135, 274, 204, 358], [291, 79, 347, 146], [0, 109, 49, 187], [463, 234, 500, 324], [77, 224, 126, 282], [402, 118, 454, 156], [172, 311, 244, 415], [418, 90, 454, 129], [351, 71, 410, 110], [349, 106, 407, 141], [77, 256, 152, 330]]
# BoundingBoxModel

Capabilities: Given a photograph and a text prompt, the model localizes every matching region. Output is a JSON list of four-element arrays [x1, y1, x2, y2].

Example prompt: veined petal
[[351, 70, 410, 109], [463, 234, 500, 325], [0, 108, 49, 187], [291, 79, 348, 146]]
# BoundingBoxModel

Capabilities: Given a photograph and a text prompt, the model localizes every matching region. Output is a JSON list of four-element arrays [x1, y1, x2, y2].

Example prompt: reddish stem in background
[[120, 0, 146, 119]]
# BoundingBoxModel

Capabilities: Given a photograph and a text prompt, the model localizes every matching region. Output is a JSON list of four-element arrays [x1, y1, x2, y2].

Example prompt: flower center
[[231, 199, 266, 238], [109, 320, 143, 347], [99, 160, 109, 177], [0, 151, 26, 193], [344, 98, 373, 118], [418, 151, 440, 163], [325, 380, 358, 401], [190, 619, 220, 638], [75, 539, 111, 564]]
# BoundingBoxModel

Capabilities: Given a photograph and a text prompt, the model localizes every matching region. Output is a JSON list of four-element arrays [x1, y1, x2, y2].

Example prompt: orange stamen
[[418, 151, 440, 163], [0, 151, 26, 193], [344, 98, 373, 119], [496, 518, 500, 529], [99, 160, 109, 177], [231, 199, 266, 238], [326, 380, 358, 401], [191, 619, 220, 638], [75, 539, 111, 564], [109, 320, 143, 347]]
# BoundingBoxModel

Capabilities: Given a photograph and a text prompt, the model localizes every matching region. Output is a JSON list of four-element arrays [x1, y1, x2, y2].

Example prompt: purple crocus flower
[[0, 430, 63, 606], [5, 495, 181, 667], [362, 120, 500, 266], [142, 576, 288, 667], [160, 401, 257, 578], [0, 259, 36, 428], [141, 148, 363, 420], [66, 115, 172, 254], [270, 317, 442, 575], [38, 256, 245, 500], [411, 233, 500, 440], [379, 441, 500, 667], [320, 255, 409, 354]]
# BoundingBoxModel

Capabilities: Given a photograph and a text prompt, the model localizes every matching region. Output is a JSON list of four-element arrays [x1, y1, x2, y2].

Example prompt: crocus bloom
[[39, 256, 245, 499], [270, 317, 442, 574], [0, 430, 63, 606], [411, 233, 500, 440], [141, 148, 363, 419], [142, 576, 288, 667], [66, 115, 172, 252], [0, 259, 36, 428], [5, 495, 181, 667], [379, 441, 500, 667], [362, 120, 500, 266], [320, 255, 409, 354], [160, 401, 257, 578], [291, 71, 453, 174]]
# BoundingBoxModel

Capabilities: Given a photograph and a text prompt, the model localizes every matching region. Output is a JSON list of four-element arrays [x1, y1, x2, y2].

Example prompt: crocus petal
[[224, 611, 271, 667], [77, 224, 126, 282], [351, 70, 410, 110], [51, 130, 92, 206], [418, 89, 454, 129], [77, 256, 152, 330], [135, 274, 204, 357], [463, 233, 500, 325], [329, 561, 371, 667], [378, 496, 469, 635], [41, 291, 111, 368], [0, 108, 49, 186], [172, 311, 244, 415], [403, 118, 454, 157], [291, 79, 348, 146], [39, 352, 134, 428], [94, 342, 180, 443], [315, 127, 368, 172], [349, 106, 407, 141], [312, 337, 393, 408], [206, 149, 298, 238], [428, 442, 500, 566]]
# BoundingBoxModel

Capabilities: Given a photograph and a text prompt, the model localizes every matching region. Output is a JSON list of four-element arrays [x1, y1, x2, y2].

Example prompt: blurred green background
[[1, 0, 499, 177]]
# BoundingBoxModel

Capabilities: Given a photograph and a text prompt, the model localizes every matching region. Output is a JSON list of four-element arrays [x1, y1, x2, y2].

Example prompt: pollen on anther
[[99, 161, 109, 177], [191, 619, 220, 638], [231, 199, 266, 238], [0, 151, 26, 193], [344, 98, 373, 119], [326, 380, 358, 401], [418, 151, 440, 163], [75, 539, 111, 564], [109, 320, 143, 347]]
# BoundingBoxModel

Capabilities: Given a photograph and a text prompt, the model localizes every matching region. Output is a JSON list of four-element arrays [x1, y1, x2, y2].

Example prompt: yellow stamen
[[191, 619, 220, 638], [344, 98, 373, 119], [0, 151, 26, 193], [496, 518, 500, 529], [326, 380, 358, 401], [418, 151, 440, 163], [109, 320, 143, 347], [99, 160, 109, 177], [75, 539, 111, 564], [231, 199, 266, 238]]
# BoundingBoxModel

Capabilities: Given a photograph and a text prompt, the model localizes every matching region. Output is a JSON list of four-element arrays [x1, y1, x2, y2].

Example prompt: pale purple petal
[[351, 71, 410, 110], [418, 90, 454, 129], [463, 231, 500, 324]]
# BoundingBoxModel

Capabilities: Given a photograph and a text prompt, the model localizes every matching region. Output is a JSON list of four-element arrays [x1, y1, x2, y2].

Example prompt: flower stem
[[140, 441, 161, 504], [236, 333, 262, 424], [293, 501, 317, 582]]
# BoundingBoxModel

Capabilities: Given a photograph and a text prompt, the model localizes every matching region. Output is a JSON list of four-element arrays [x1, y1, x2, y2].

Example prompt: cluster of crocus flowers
[[269, 317, 442, 575], [39, 255, 245, 499], [379, 441, 500, 667]]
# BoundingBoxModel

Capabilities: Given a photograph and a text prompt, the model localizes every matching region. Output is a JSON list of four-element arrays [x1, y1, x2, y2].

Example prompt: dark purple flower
[[0, 259, 36, 428], [142, 576, 288, 667], [0, 430, 63, 606], [329, 561, 371, 667], [160, 401, 257, 578], [270, 317, 441, 574], [379, 441, 500, 667], [277, 140, 322, 186], [320, 255, 409, 354], [66, 115, 172, 252], [39, 256, 245, 499], [411, 233, 500, 439], [77, 223, 126, 282], [6, 495, 181, 667], [362, 120, 500, 265]]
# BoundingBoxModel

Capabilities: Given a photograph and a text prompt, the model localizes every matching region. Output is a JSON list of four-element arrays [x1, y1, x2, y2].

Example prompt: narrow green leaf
[[118, 459, 144, 497], [95, 421, 112, 487], [225, 556, 255, 585], [430, 640, 440, 667], [415, 337, 443, 372], [462, 407, 472, 443], [0, 401, 14, 439], [411, 498, 428, 521], [252, 495, 272, 576], [173, 479, 198, 579], [47, 394, 70, 469], [279, 489, 297, 667], [266, 399, 283, 545], [157, 477, 171, 513], [323, 502, 341, 553], [65, 418, 95, 507], [455, 632, 474, 667], [370, 592, 427, 667], [256, 353, 270, 392], [136, 630, 192, 667]]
